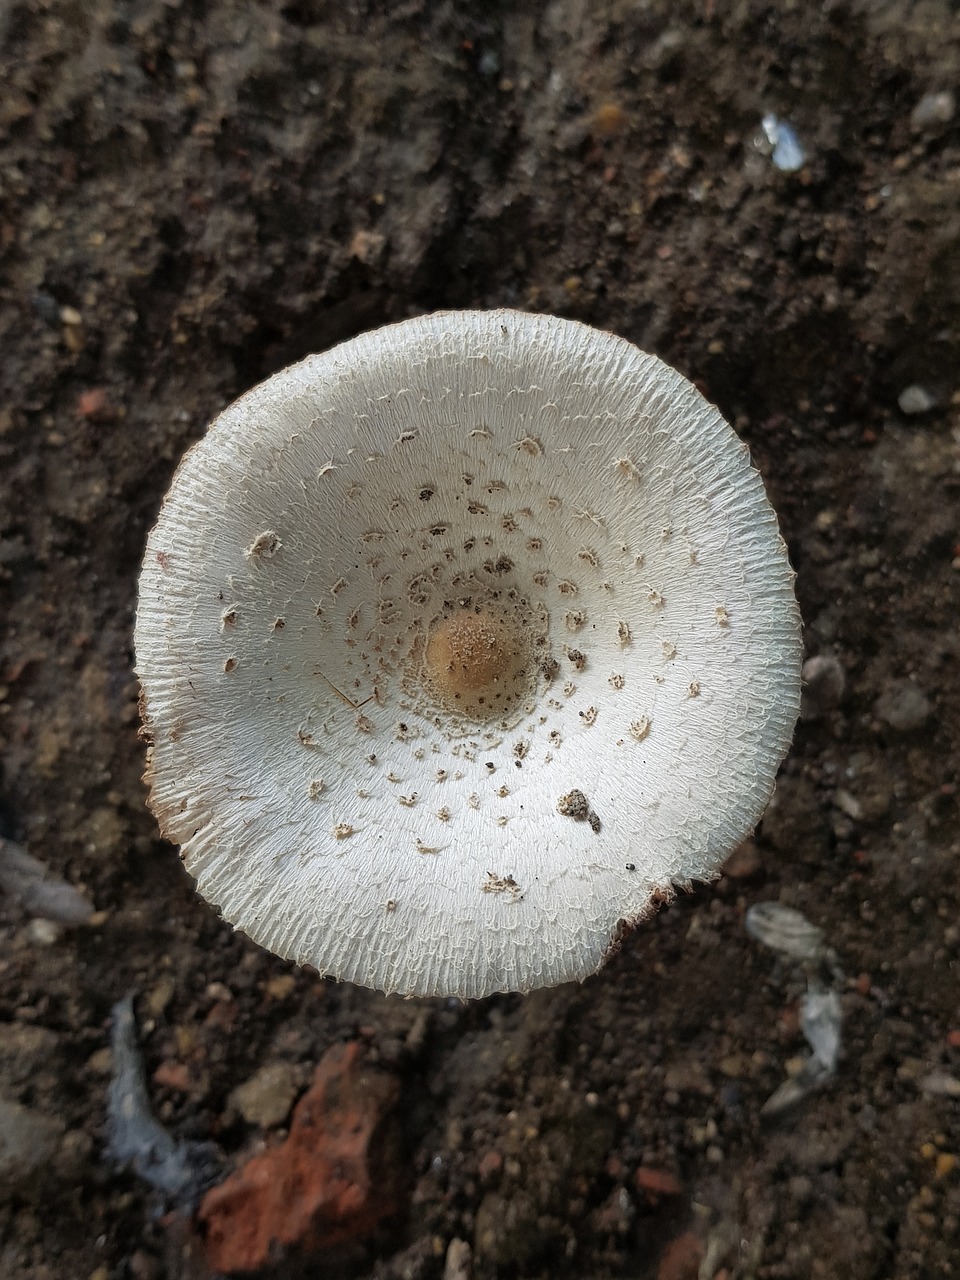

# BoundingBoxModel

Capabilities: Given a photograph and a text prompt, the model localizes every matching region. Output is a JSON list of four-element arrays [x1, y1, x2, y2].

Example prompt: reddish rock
[[153, 1060, 191, 1092], [204, 998, 239, 1032], [198, 1041, 401, 1274], [75, 387, 115, 421], [477, 1150, 503, 1183], [635, 1166, 683, 1200], [657, 1230, 704, 1280], [778, 1001, 802, 1038]]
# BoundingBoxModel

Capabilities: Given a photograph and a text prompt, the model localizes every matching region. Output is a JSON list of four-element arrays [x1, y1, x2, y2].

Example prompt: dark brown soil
[[1, 2, 959, 1278]]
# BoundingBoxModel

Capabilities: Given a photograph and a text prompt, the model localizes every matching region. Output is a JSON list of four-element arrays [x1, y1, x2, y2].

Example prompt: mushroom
[[135, 310, 801, 999]]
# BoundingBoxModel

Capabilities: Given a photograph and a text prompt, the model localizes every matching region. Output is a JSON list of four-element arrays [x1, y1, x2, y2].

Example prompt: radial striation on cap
[[135, 309, 802, 999]]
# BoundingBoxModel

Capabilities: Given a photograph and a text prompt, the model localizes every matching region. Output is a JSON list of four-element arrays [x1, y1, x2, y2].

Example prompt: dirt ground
[[1, 1, 959, 1277]]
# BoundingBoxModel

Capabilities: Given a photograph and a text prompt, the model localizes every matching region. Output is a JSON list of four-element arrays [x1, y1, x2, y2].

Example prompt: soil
[[1, 1, 959, 1278]]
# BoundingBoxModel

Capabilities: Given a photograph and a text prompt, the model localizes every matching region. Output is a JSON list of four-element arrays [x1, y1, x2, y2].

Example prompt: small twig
[[316, 672, 374, 711]]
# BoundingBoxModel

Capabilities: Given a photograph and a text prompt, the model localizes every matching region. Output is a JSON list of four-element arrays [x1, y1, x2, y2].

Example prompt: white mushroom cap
[[135, 310, 801, 999]]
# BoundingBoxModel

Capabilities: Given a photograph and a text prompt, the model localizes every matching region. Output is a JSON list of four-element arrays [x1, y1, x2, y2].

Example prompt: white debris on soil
[[745, 901, 825, 962], [761, 114, 806, 171], [745, 902, 844, 1118], [0, 836, 95, 925], [801, 986, 843, 1069], [106, 995, 221, 1207]]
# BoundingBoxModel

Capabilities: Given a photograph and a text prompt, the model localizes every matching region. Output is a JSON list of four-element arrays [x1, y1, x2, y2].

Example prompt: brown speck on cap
[[482, 872, 522, 897], [514, 436, 543, 456], [245, 531, 281, 560], [631, 717, 652, 742]]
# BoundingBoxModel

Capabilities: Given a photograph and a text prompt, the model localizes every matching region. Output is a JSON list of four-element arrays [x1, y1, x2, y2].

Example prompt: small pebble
[[800, 653, 845, 720], [789, 1175, 813, 1204], [86, 1047, 114, 1076], [0, 1097, 65, 1192], [24, 918, 62, 946], [910, 90, 955, 129], [443, 1238, 472, 1280], [228, 1061, 299, 1128], [128, 1249, 160, 1280], [478, 1150, 503, 1182], [63, 325, 85, 353], [592, 101, 629, 137], [263, 973, 297, 1000], [919, 1070, 960, 1098], [718, 1053, 747, 1078], [30, 291, 60, 325], [722, 839, 763, 880], [76, 388, 114, 421], [874, 679, 932, 731], [153, 1060, 191, 1092], [898, 384, 937, 415], [144, 975, 175, 1020], [833, 789, 863, 820]]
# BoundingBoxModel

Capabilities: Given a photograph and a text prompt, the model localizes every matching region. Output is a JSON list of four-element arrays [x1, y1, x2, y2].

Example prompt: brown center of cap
[[423, 606, 528, 716]]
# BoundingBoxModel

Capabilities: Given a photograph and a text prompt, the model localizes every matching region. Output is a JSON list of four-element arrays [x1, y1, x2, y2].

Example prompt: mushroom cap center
[[423, 605, 528, 717]]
